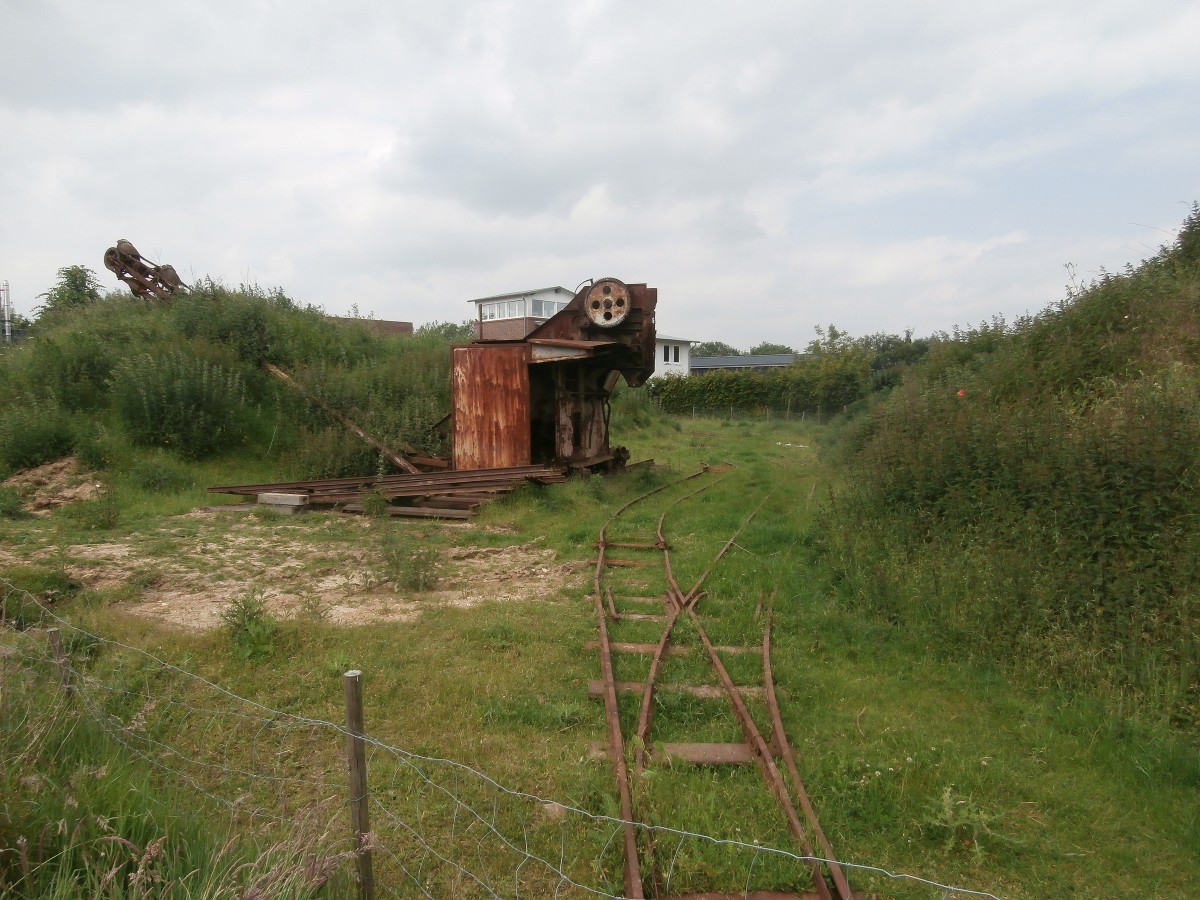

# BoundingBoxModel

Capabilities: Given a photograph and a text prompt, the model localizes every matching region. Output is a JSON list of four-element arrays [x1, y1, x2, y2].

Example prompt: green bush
[[817, 207, 1200, 724], [0, 403, 74, 472], [111, 351, 249, 459], [0, 486, 25, 519], [379, 528, 440, 591], [220, 589, 278, 662], [126, 455, 192, 492]]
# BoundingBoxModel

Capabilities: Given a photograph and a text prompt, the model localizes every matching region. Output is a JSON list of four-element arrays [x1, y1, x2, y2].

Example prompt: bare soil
[[3, 457, 104, 513], [9, 508, 586, 631]]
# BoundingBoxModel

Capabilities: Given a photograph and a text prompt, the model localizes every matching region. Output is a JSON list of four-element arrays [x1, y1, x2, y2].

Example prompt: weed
[[378, 528, 440, 591], [297, 593, 329, 624], [59, 482, 119, 530], [922, 787, 1000, 856], [0, 485, 26, 519], [220, 589, 279, 662], [127, 456, 191, 492], [0, 402, 74, 472], [111, 351, 249, 459], [361, 489, 391, 518], [2, 567, 80, 628]]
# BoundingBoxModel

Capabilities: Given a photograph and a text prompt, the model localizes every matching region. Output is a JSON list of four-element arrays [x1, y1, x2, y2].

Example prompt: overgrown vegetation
[[649, 326, 928, 416], [0, 279, 458, 481], [0, 640, 353, 898], [817, 204, 1200, 727]]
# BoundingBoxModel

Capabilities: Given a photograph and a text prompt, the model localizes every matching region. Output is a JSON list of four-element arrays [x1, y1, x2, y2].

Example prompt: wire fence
[[1, 578, 1000, 899]]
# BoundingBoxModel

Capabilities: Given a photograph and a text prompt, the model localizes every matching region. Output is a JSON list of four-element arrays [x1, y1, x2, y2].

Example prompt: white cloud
[[0, 0, 1197, 350]]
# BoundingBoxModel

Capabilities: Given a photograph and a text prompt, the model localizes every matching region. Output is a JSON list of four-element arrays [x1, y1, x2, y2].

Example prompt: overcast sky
[[2, 0, 1198, 348]]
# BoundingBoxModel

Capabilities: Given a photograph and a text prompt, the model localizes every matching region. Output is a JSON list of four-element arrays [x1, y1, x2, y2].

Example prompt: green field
[[3, 413, 1196, 898]]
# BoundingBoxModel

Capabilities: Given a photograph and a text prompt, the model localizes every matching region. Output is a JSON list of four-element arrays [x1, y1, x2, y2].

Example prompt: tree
[[748, 341, 794, 355], [692, 340, 743, 357], [415, 320, 476, 342], [35, 266, 103, 320]]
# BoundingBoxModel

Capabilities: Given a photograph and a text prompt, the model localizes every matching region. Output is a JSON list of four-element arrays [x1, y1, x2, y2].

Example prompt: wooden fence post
[[343, 670, 375, 900], [47, 627, 71, 693]]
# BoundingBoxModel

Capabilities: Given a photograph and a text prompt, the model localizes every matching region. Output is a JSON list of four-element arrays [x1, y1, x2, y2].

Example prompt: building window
[[673, 345, 679, 363], [663, 345, 670, 363]]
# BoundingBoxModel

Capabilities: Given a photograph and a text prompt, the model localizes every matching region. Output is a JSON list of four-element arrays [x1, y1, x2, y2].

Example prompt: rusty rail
[[591, 472, 854, 899]]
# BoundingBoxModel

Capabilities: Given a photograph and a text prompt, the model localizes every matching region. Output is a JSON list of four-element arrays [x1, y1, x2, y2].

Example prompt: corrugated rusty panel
[[451, 344, 532, 470]]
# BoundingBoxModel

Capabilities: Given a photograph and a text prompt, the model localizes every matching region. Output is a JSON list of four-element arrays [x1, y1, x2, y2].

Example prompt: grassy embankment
[[3, 412, 1196, 897]]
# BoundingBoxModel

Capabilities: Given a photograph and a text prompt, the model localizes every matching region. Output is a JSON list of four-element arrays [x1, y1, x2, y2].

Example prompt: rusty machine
[[207, 276, 657, 517], [452, 277, 656, 472], [103, 239, 185, 299]]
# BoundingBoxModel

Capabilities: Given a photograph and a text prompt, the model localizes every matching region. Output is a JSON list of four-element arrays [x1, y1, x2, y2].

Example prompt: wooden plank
[[340, 504, 472, 519]]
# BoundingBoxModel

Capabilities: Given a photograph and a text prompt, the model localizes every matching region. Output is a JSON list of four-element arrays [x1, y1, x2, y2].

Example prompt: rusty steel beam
[[262, 362, 423, 474], [209, 465, 563, 496], [763, 613, 853, 900], [592, 537, 644, 899]]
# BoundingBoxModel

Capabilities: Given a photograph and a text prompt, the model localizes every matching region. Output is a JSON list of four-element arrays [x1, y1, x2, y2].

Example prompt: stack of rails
[[208, 465, 567, 519]]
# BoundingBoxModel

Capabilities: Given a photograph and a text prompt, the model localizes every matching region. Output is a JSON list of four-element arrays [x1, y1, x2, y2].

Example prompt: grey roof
[[470, 286, 571, 303], [690, 353, 795, 369], [657, 334, 693, 343]]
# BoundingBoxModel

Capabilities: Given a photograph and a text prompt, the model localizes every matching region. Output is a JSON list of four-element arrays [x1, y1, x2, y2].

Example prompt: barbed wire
[[1, 578, 1001, 899]]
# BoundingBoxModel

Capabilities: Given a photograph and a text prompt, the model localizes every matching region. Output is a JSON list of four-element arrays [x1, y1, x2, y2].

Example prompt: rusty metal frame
[[591, 476, 856, 899]]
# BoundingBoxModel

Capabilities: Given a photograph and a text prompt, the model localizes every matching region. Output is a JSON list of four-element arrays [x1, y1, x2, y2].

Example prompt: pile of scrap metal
[[208, 276, 656, 518], [209, 466, 566, 519], [103, 239, 185, 299]]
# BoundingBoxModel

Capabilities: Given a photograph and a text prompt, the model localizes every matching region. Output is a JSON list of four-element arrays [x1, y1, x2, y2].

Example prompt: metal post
[[343, 670, 375, 900]]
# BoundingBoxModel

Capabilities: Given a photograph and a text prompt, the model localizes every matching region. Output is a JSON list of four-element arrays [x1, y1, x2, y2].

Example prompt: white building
[[653, 335, 692, 378], [470, 286, 573, 341]]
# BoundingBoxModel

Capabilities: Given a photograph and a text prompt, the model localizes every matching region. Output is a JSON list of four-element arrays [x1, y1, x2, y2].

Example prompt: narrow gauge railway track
[[589, 468, 855, 900]]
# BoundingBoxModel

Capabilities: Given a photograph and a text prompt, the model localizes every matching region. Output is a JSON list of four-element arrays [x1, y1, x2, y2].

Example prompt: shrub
[[111, 351, 249, 459], [0, 485, 25, 519], [220, 589, 278, 662], [127, 456, 192, 492], [379, 528, 440, 591], [0, 402, 74, 472]]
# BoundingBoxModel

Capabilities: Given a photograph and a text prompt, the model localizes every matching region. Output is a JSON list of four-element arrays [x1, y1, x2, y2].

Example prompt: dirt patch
[[436, 540, 588, 608], [3, 457, 104, 513], [25, 511, 588, 631]]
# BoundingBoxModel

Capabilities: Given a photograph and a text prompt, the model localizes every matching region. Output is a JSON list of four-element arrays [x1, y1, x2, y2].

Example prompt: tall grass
[[817, 205, 1200, 726], [0, 642, 354, 898]]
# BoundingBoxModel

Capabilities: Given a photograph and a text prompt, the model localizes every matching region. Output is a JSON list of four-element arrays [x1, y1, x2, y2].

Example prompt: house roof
[[690, 353, 795, 369], [656, 334, 693, 343], [469, 286, 571, 303]]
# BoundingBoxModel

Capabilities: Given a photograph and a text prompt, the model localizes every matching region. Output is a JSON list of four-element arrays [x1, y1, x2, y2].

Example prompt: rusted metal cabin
[[451, 278, 656, 471]]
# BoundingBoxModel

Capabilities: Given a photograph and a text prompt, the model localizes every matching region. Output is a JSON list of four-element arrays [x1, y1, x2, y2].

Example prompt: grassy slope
[[3, 415, 1196, 897]]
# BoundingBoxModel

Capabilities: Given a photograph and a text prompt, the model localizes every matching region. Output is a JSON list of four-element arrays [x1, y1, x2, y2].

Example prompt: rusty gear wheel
[[584, 278, 631, 328]]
